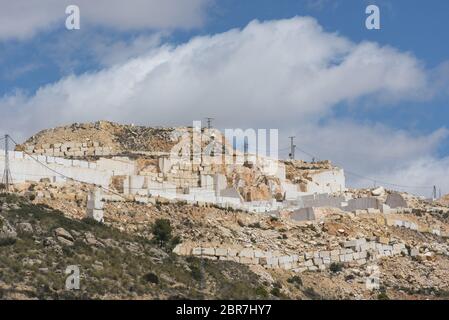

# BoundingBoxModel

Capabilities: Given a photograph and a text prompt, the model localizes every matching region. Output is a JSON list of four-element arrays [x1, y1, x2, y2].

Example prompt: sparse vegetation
[[142, 272, 159, 284], [0, 194, 273, 300], [287, 275, 303, 287], [303, 287, 321, 300], [248, 222, 262, 229], [151, 219, 173, 248], [270, 287, 282, 297], [377, 292, 390, 300]]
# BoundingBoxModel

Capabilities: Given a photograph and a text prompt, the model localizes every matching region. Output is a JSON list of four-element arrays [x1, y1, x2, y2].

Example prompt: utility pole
[[1, 135, 13, 191], [288, 136, 296, 160], [243, 139, 249, 163], [200, 245, 205, 292], [205, 117, 214, 130]]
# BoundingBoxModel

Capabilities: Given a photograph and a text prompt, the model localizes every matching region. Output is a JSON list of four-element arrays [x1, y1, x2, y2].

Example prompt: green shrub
[[270, 287, 281, 297], [287, 275, 303, 286], [151, 219, 173, 247], [255, 286, 269, 298], [377, 292, 390, 300], [190, 265, 202, 282], [142, 272, 159, 284], [329, 262, 343, 273], [0, 238, 16, 246]]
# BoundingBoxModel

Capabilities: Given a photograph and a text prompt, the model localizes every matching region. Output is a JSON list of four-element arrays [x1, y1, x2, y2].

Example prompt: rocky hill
[[17, 121, 183, 156], [4, 120, 449, 300], [0, 193, 278, 300]]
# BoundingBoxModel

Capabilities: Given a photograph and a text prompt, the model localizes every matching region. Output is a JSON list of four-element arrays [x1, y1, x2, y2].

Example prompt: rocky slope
[[4, 181, 449, 300], [0, 193, 277, 300]]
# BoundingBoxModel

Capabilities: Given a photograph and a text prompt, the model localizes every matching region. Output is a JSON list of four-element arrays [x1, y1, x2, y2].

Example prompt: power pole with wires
[[1, 134, 13, 191], [288, 136, 296, 160]]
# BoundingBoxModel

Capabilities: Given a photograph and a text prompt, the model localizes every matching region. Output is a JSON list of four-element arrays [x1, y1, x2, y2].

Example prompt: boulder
[[54, 227, 74, 241], [0, 216, 17, 243], [84, 232, 103, 247], [371, 187, 385, 197], [172, 244, 183, 255], [215, 248, 227, 257], [378, 236, 390, 245], [17, 222, 33, 234], [201, 248, 215, 256], [54, 227, 74, 246], [57, 236, 74, 246]]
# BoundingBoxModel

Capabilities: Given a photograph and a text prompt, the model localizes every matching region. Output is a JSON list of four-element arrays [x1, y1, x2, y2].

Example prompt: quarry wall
[[1, 145, 349, 214], [0, 149, 133, 188]]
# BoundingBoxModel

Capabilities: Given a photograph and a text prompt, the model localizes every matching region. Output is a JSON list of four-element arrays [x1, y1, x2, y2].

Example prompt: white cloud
[[0, 16, 447, 195], [367, 156, 449, 198], [291, 121, 449, 195], [0, 0, 211, 40], [293, 121, 448, 172], [2, 63, 42, 80], [89, 33, 166, 67], [0, 1, 62, 40]]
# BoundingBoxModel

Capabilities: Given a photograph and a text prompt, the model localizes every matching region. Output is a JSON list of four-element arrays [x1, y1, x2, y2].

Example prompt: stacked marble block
[[24, 142, 114, 157], [174, 237, 410, 272], [86, 189, 104, 223]]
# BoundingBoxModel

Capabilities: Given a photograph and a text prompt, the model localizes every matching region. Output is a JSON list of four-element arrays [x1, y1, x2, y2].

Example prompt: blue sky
[[0, 0, 448, 195], [3, 1, 449, 90]]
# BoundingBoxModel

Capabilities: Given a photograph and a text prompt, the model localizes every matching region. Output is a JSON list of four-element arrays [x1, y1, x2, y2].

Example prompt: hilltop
[[17, 121, 183, 156]]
